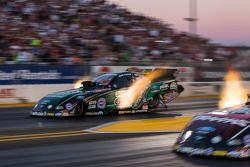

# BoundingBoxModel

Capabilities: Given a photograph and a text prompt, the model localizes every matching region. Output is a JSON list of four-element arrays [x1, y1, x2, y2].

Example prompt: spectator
[[0, 0, 234, 65]]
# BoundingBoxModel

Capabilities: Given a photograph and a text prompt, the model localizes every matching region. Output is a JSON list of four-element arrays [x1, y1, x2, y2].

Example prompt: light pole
[[184, 0, 198, 34]]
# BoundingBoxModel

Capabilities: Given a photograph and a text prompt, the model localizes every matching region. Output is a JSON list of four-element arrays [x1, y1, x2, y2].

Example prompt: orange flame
[[219, 70, 248, 109], [74, 76, 92, 89], [117, 70, 164, 109]]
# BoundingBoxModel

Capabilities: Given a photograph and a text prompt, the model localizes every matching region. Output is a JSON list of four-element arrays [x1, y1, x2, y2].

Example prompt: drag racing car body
[[31, 69, 184, 117], [174, 104, 250, 158]]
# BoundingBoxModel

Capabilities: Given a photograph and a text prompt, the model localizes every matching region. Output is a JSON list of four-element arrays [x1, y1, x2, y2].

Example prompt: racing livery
[[31, 69, 184, 117], [174, 104, 250, 158]]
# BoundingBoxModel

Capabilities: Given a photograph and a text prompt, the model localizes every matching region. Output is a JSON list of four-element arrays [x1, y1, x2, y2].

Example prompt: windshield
[[94, 74, 116, 85]]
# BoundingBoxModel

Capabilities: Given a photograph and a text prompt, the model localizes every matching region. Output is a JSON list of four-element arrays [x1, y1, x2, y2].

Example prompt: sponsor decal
[[76, 96, 85, 100], [32, 111, 47, 116], [56, 106, 64, 110], [97, 98, 106, 109], [89, 101, 97, 105], [211, 136, 222, 144], [170, 82, 177, 90], [88, 104, 96, 109], [115, 90, 127, 97], [85, 111, 104, 116], [47, 113, 54, 116], [236, 148, 250, 158], [62, 112, 69, 116], [88, 101, 97, 109], [114, 98, 120, 105], [151, 89, 160, 93], [204, 148, 214, 156], [243, 135, 250, 146], [194, 115, 250, 127], [47, 105, 53, 110], [65, 103, 73, 110], [227, 148, 250, 158], [227, 139, 242, 146], [0, 70, 61, 80], [118, 110, 148, 115], [55, 112, 63, 117], [191, 148, 214, 156], [0, 89, 16, 98], [194, 135, 205, 141], [142, 104, 148, 110], [212, 150, 228, 156], [160, 84, 169, 90], [196, 126, 216, 134], [178, 147, 193, 154], [176, 147, 227, 157], [228, 150, 241, 158]]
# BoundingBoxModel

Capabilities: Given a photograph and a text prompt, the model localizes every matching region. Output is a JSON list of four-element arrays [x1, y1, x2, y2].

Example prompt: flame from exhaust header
[[117, 70, 165, 109], [219, 70, 248, 109]]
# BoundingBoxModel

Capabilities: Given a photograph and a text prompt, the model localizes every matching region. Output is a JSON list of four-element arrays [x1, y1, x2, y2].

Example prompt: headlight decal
[[180, 131, 192, 143]]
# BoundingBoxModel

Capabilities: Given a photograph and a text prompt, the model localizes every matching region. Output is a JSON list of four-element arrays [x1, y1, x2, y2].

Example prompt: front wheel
[[74, 102, 85, 116]]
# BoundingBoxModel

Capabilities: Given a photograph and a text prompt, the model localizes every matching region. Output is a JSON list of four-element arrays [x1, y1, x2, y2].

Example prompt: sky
[[111, 0, 250, 46]]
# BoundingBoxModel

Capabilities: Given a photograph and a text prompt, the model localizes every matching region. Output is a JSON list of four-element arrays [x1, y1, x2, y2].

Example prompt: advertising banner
[[0, 65, 90, 85], [195, 67, 250, 82]]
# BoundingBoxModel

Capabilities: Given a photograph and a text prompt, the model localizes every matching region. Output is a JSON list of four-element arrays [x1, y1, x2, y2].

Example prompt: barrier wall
[[0, 84, 72, 104], [1, 82, 250, 104], [1, 65, 250, 104]]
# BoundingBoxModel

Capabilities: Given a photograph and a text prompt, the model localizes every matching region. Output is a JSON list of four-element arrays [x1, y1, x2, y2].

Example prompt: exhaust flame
[[117, 70, 164, 109], [219, 70, 248, 109], [74, 76, 92, 89]]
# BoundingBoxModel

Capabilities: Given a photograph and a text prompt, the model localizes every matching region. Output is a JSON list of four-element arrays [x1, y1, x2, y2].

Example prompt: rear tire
[[148, 95, 160, 109]]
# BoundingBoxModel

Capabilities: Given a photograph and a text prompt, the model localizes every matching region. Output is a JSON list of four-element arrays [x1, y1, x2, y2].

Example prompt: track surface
[[0, 100, 249, 167]]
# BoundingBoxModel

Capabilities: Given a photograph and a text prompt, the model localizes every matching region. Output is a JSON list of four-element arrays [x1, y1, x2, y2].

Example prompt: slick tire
[[148, 95, 160, 109]]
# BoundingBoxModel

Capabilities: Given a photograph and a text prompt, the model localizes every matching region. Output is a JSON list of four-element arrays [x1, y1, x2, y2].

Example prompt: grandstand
[[0, 0, 242, 65]]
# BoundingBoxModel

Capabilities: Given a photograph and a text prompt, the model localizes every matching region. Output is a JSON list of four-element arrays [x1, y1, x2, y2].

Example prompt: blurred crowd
[[0, 0, 241, 65]]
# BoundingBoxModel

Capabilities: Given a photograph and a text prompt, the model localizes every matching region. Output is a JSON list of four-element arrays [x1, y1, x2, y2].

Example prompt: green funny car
[[30, 69, 184, 117]]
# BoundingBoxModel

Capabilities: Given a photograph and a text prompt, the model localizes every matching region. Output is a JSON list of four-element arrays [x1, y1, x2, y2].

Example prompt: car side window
[[112, 75, 133, 89]]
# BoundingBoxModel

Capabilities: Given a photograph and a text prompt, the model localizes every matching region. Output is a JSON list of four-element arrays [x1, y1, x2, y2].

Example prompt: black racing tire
[[74, 102, 85, 117], [148, 95, 160, 109]]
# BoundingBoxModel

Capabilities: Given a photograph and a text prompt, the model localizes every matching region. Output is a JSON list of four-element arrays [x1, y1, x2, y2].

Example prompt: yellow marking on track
[[180, 95, 218, 100], [0, 133, 89, 142], [91, 116, 192, 133], [0, 130, 85, 139], [0, 130, 91, 142], [0, 103, 35, 108]]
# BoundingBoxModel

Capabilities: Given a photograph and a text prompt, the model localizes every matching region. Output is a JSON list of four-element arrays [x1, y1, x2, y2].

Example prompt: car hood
[[188, 112, 250, 140], [37, 87, 111, 107], [38, 89, 83, 105]]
